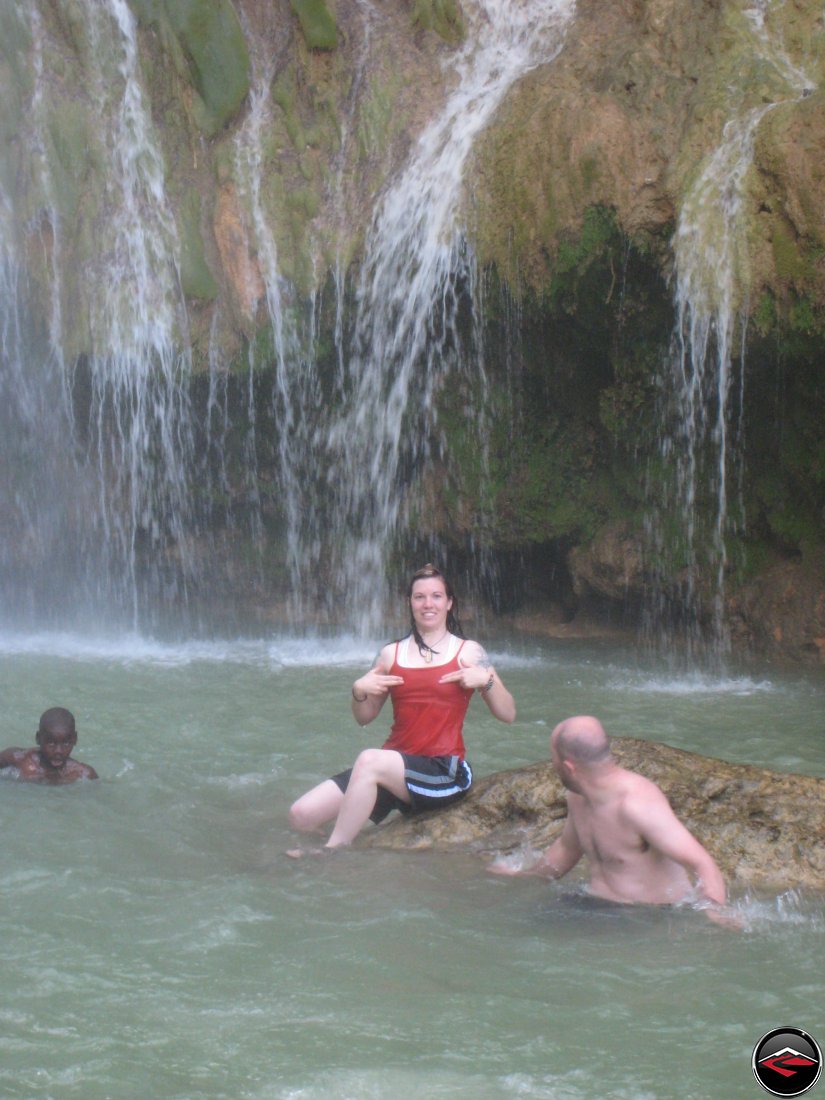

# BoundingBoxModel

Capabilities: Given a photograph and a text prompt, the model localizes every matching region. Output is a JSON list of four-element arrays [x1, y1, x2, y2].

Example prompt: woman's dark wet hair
[[407, 563, 465, 658]]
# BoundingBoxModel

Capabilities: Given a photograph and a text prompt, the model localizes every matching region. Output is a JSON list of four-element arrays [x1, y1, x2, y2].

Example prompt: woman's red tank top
[[382, 640, 473, 758]]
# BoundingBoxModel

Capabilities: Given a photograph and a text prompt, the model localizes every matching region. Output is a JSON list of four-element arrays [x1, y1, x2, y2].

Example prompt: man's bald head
[[551, 715, 612, 767], [38, 708, 76, 736]]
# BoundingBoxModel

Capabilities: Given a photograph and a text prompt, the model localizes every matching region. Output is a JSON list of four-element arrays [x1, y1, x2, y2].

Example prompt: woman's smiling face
[[409, 576, 453, 634]]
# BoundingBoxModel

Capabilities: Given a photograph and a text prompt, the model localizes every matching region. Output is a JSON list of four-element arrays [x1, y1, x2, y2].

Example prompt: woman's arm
[[350, 644, 405, 726], [439, 640, 516, 723]]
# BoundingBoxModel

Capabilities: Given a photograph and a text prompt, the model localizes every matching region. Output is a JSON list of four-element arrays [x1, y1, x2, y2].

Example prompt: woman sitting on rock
[[288, 563, 516, 852]]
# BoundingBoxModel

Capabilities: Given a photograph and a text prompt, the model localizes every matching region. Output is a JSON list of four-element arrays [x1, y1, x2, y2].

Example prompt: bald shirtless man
[[489, 715, 727, 912], [0, 708, 98, 784]]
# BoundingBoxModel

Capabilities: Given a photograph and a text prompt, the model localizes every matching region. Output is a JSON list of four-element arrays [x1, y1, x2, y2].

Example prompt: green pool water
[[0, 629, 822, 1099]]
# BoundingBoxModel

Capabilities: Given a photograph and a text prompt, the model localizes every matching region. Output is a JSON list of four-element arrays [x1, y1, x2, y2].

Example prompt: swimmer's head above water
[[550, 715, 612, 794], [0, 707, 98, 783]]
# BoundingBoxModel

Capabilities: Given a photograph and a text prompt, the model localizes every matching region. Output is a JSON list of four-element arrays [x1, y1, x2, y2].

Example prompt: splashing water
[[646, 0, 815, 662]]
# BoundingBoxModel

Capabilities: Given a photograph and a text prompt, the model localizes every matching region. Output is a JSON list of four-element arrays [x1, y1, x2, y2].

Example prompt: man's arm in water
[[0, 748, 27, 768], [624, 785, 727, 905], [488, 813, 583, 879]]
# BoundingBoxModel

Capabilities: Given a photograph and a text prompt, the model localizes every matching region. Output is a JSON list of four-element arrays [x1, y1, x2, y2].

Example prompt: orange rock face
[[213, 184, 264, 323]]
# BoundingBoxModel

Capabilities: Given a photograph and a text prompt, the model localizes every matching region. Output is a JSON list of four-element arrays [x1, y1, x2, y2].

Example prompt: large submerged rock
[[361, 738, 825, 893]]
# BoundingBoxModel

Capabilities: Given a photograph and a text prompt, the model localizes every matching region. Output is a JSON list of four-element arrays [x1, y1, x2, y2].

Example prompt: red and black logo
[[753, 1027, 822, 1097]]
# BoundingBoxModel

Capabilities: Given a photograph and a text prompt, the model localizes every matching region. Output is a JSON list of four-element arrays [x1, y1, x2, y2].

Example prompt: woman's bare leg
[[325, 748, 409, 849], [289, 779, 345, 832]]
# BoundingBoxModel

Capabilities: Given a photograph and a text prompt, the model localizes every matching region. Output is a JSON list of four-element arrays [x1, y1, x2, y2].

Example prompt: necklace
[[422, 631, 449, 663]]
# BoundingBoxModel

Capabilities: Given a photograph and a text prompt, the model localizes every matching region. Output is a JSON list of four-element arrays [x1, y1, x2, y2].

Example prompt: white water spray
[[0, 0, 195, 628], [82, 0, 194, 621], [0, 8, 80, 620], [649, 0, 815, 659], [325, 0, 576, 630]]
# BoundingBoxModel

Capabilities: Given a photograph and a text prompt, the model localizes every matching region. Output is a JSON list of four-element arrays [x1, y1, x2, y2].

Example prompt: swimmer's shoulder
[[0, 746, 28, 766], [72, 760, 98, 780], [1, 749, 43, 779]]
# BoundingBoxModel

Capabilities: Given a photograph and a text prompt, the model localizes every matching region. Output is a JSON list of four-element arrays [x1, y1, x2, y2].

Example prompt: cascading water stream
[[1, 0, 194, 629], [323, 0, 576, 632], [647, 0, 815, 662], [83, 0, 194, 623], [0, 185, 71, 621], [0, 7, 80, 622], [228, 2, 389, 622], [2, 0, 577, 635], [231, 9, 308, 610], [328, 0, 380, 393]]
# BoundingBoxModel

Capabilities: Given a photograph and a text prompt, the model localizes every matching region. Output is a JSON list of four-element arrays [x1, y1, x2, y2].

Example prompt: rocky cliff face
[[2, 0, 824, 658], [473, 0, 824, 305]]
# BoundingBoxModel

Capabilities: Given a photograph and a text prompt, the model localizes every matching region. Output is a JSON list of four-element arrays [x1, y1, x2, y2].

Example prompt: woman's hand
[[353, 668, 405, 699], [439, 642, 516, 723], [351, 669, 400, 727], [438, 664, 491, 691]]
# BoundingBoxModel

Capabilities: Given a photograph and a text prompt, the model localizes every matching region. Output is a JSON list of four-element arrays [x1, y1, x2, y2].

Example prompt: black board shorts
[[331, 753, 473, 824]]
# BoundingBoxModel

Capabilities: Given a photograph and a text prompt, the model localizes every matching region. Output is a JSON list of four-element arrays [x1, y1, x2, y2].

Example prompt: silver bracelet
[[479, 675, 494, 694]]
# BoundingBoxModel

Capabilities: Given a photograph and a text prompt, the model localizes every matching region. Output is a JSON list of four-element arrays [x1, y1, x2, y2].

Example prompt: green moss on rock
[[753, 291, 777, 335], [44, 101, 91, 226], [357, 75, 404, 163], [290, 0, 337, 51], [411, 0, 465, 44], [178, 189, 218, 301], [273, 66, 306, 150], [151, 0, 250, 136], [546, 206, 623, 314], [772, 221, 817, 284]]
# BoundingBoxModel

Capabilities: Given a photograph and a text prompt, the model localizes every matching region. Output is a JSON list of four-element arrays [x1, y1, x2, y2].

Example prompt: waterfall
[[225, 0, 576, 630], [2, 0, 579, 635], [82, 0, 194, 624], [0, 7, 78, 624], [226, 1, 393, 623], [323, 0, 576, 631], [646, 0, 814, 661], [230, 6, 312, 616], [1, 0, 194, 629]]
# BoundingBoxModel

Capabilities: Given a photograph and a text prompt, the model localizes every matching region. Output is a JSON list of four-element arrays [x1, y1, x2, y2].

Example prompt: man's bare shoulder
[[66, 760, 98, 781], [3, 748, 46, 779], [1, 750, 97, 783], [616, 769, 677, 823], [614, 765, 665, 796], [0, 747, 30, 767]]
